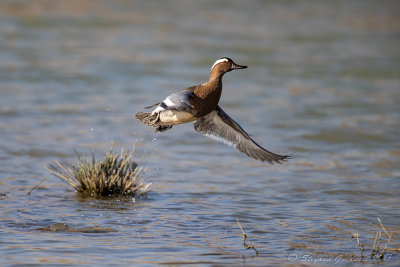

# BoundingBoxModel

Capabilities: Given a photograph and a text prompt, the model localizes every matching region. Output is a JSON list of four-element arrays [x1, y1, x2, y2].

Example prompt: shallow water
[[1, 0, 399, 265]]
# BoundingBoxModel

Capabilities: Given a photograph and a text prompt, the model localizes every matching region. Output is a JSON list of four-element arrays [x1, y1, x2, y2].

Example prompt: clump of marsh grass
[[47, 148, 151, 198]]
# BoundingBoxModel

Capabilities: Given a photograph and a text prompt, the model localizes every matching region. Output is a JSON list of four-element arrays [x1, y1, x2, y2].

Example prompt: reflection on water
[[1, 0, 399, 265]]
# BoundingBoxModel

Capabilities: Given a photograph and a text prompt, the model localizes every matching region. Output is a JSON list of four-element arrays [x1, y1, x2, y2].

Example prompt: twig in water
[[377, 217, 390, 237], [352, 217, 394, 261], [351, 233, 365, 259], [237, 219, 259, 256], [27, 174, 50, 195], [375, 217, 392, 260], [371, 231, 381, 259]]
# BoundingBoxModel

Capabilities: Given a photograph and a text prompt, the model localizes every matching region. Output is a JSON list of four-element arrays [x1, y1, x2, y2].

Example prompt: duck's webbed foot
[[154, 125, 173, 132]]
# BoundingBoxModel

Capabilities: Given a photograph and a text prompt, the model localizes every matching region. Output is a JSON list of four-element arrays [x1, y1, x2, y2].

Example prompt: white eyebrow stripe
[[211, 58, 228, 71]]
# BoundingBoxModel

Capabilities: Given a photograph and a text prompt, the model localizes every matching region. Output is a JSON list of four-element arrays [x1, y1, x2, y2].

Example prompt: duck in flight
[[136, 57, 290, 163]]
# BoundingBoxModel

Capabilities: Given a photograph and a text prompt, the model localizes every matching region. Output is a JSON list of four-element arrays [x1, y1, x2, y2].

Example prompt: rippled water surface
[[1, 0, 399, 265]]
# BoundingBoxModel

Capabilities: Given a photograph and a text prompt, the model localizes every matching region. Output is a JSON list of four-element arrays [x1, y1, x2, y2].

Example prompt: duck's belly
[[160, 110, 197, 125]]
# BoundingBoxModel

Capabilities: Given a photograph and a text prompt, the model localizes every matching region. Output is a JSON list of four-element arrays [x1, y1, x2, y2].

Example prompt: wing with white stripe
[[152, 91, 194, 114], [193, 106, 289, 163]]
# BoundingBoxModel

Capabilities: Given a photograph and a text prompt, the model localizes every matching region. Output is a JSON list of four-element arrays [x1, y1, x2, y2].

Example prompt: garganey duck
[[136, 57, 289, 163]]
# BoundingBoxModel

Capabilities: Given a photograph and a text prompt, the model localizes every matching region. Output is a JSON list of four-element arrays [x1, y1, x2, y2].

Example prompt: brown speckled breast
[[183, 79, 222, 118]]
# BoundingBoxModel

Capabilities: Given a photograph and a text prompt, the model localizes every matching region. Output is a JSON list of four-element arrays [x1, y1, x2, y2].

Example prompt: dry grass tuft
[[47, 148, 151, 198]]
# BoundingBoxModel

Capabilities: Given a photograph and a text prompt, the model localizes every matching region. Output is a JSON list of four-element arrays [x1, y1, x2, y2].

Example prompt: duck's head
[[210, 57, 247, 79]]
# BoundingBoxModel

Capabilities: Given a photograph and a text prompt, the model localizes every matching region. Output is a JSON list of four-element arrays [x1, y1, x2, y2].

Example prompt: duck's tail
[[135, 112, 173, 132], [135, 112, 157, 126]]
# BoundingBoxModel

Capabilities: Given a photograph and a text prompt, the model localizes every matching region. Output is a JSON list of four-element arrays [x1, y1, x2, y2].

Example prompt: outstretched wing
[[194, 106, 289, 163]]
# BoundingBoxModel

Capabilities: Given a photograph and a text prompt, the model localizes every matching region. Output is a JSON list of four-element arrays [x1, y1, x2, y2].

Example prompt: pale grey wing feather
[[164, 91, 194, 112], [144, 90, 194, 112], [194, 106, 289, 163]]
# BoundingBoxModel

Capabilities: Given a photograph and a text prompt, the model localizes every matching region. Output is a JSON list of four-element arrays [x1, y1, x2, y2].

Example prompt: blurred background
[[0, 0, 399, 265]]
